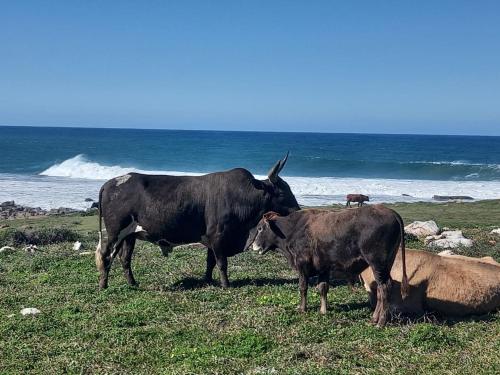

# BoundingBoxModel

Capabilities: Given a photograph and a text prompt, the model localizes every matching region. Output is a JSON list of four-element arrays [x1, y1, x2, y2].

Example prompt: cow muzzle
[[252, 242, 270, 255]]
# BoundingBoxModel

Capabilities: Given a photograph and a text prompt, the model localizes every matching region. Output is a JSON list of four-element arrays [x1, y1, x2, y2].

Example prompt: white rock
[[72, 241, 82, 251], [7, 314, 15, 318], [426, 230, 473, 249], [20, 307, 41, 316], [24, 244, 38, 253], [404, 220, 440, 237], [0, 246, 15, 254], [490, 228, 500, 236]]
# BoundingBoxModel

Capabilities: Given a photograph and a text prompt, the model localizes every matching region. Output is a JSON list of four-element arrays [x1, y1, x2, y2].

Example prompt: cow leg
[[372, 269, 392, 327], [215, 254, 230, 288], [346, 201, 351, 208], [375, 280, 391, 327], [297, 271, 308, 313], [96, 236, 117, 289], [205, 248, 216, 283], [119, 237, 138, 287], [318, 272, 329, 315], [371, 285, 382, 324]]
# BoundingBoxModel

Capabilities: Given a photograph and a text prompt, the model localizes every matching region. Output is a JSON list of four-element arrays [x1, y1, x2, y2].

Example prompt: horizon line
[[1, 124, 499, 138]]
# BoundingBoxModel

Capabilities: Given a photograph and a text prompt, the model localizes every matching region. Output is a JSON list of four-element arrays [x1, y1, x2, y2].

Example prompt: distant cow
[[95, 154, 300, 289], [360, 249, 500, 317], [248, 206, 409, 327], [346, 194, 369, 207]]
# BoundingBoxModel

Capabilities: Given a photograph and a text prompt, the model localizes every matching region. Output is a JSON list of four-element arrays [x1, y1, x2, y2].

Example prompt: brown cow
[[360, 249, 500, 317], [346, 194, 369, 207], [248, 205, 409, 327]]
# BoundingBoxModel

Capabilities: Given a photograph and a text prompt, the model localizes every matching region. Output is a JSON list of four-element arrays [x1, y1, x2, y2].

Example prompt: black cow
[[248, 206, 409, 327], [95, 154, 300, 289]]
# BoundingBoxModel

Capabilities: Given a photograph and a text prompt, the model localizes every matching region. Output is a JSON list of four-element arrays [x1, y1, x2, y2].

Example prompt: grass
[[1, 201, 499, 374]]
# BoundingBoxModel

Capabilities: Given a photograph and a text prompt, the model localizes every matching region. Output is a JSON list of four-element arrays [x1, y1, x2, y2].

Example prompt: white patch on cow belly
[[115, 174, 132, 186]]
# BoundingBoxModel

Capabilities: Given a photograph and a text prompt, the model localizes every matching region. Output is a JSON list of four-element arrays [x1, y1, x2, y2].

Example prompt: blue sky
[[1, 1, 499, 135]]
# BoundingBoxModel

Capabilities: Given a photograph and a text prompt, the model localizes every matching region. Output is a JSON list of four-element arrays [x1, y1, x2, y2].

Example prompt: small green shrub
[[0, 227, 79, 246]]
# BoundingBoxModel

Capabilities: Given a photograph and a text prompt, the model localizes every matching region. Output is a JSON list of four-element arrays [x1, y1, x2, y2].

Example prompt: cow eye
[[257, 227, 263, 232]]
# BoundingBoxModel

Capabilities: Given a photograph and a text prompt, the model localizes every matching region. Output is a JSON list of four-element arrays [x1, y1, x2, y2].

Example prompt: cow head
[[249, 211, 285, 255], [265, 152, 300, 214]]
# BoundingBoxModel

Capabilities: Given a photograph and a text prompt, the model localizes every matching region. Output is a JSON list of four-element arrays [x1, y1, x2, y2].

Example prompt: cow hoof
[[296, 307, 306, 313]]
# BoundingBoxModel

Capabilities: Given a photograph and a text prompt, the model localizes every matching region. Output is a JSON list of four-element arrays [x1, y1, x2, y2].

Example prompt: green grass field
[[1, 201, 499, 374]]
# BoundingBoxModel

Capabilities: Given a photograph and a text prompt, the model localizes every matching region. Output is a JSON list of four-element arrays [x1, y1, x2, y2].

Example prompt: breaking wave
[[40, 154, 202, 180], [40, 154, 500, 181], [32, 154, 500, 208]]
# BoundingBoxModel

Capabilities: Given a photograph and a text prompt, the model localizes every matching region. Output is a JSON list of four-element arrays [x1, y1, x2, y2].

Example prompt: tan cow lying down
[[360, 249, 500, 317]]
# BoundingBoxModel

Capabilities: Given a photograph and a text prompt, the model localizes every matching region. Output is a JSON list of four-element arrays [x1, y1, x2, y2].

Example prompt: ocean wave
[[40, 154, 203, 180], [408, 160, 500, 168], [27, 155, 500, 209], [40, 155, 500, 182], [3, 172, 500, 210]]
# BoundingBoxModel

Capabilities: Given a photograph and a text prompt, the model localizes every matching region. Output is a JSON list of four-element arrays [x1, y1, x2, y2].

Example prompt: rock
[[20, 307, 41, 316], [426, 230, 473, 249], [48, 207, 79, 215], [7, 314, 15, 318], [0, 246, 15, 254], [90, 202, 99, 209], [433, 195, 474, 201], [84, 198, 94, 202], [72, 241, 82, 251], [24, 244, 38, 253], [79, 251, 93, 256], [0, 202, 49, 219], [0, 200, 15, 208], [490, 228, 500, 236], [404, 220, 440, 237]]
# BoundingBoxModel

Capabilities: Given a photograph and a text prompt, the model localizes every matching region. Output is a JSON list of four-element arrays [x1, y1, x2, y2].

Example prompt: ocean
[[1, 126, 499, 209]]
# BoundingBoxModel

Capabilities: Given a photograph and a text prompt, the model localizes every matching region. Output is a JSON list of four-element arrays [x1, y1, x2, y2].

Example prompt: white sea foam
[[40, 154, 202, 179], [0, 155, 496, 209], [408, 160, 499, 168]]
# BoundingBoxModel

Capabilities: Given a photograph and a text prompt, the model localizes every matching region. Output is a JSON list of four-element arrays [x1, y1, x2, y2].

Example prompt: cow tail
[[395, 212, 410, 299], [98, 186, 104, 243], [95, 186, 105, 272]]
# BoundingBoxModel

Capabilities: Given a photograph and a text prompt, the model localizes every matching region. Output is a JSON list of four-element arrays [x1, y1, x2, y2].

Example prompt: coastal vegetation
[[1, 201, 499, 374]]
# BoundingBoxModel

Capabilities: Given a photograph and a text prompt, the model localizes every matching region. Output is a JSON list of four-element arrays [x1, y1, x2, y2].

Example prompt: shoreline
[[1, 172, 499, 210]]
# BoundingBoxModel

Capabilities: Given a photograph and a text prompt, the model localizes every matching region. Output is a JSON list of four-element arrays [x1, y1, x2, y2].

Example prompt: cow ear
[[263, 211, 280, 222], [267, 152, 289, 184]]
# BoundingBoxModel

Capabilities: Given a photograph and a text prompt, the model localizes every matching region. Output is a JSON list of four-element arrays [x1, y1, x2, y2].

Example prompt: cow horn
[[277, 151, 289, 174], [267, 152, 289, 184]]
